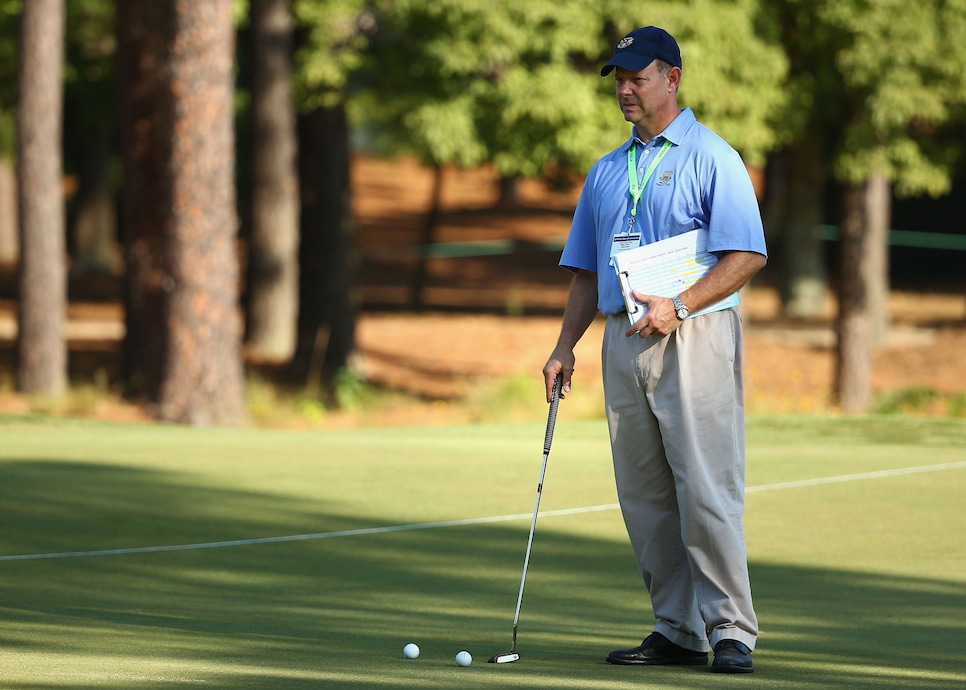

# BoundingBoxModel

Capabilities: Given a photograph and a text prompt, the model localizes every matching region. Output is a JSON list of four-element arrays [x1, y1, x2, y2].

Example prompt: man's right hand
[[542, 353, 574, 403]]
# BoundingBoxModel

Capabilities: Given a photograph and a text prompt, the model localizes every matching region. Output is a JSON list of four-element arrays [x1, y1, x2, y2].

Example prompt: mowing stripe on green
[[2, 461, 963, 562]]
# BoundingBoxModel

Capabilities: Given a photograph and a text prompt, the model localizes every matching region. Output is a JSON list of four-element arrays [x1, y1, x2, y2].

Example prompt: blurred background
[[0, 0, 964, 426]]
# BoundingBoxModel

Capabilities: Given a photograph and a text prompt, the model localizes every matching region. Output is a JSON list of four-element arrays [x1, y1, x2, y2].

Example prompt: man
[[542, 26, 766, 674]]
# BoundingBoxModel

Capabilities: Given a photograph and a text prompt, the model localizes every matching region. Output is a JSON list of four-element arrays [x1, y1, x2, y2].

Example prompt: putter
[[489, 372, 564, 664]]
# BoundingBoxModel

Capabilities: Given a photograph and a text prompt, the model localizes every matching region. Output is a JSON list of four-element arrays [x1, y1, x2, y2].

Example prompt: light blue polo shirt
[[560, 108, 767, 315]]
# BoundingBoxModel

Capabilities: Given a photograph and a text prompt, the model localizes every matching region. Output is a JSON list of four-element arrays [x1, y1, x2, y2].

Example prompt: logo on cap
[[617, 36, 634, 49]]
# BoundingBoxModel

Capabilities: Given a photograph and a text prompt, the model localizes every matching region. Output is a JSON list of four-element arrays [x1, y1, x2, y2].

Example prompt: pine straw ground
[[0, 155, 964, 426]]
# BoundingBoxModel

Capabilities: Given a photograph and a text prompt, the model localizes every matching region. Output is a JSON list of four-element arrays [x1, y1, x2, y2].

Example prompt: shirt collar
[[623, 107, 695, 151]]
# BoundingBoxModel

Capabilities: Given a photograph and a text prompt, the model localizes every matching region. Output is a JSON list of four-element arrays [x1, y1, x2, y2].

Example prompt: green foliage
[[2, 0, 963, 231], [356, 0, 622, 176], [606, 0, 789, 166], [245, 372, 330, 427], [0, 0, 20, 158], [464, 372, 607, 424], [831, 2, 943, 191], [401, 94, 489, 167], [63, 0, 116, 130], [770, 0, 966, 197], [348, 0, 789, 178], [293, 0, 371, 108], [950, 392, 966, 418], [331, 366, 379, 411], [872, 386, 966, 417], [232, 0, 249, 26]]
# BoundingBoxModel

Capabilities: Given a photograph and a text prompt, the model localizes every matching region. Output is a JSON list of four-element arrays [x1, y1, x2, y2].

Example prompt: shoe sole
[[606, 655, 708, 666], [711, 663, 754, 673]]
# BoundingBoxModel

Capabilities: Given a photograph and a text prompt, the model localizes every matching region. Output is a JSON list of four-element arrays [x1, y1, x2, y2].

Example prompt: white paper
[[612, 229, 740, 325]]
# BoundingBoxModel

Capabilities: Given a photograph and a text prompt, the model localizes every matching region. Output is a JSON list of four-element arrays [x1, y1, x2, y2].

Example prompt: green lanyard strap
[[626, 139, 672, 231]]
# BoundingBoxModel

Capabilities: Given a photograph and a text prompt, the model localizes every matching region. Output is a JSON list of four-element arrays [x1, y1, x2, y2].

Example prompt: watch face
[[673, 297, 689, 320]]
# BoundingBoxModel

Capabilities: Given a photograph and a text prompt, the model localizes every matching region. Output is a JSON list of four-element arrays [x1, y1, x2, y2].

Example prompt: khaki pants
[[602, 309, 758, 652]]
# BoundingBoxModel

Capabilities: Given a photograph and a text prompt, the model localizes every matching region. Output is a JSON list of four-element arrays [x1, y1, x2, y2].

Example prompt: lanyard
[[626, 139, 672, 231]]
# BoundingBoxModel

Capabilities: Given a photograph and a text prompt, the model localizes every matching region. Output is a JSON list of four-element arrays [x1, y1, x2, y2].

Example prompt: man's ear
[[667, 65, 682, 92]]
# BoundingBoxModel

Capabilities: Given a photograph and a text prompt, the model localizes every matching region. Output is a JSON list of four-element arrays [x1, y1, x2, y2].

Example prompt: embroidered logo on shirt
[[656, 171, 673, 186], [617, 36, 634, 49]]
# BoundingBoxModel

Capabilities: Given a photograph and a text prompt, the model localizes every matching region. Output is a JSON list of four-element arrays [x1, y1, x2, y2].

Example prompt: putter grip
[[544, 373, 563, 454]]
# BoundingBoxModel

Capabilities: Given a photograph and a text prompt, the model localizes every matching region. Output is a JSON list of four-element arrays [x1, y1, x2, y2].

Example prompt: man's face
[[614, 62, 672, 127]]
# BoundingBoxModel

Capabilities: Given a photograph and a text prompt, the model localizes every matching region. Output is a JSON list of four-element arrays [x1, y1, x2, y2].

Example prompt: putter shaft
[[488, 373, 563, 664]]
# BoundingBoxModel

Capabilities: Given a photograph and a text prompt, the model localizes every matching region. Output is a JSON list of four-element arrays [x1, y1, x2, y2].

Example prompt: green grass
[[0, 414, 964, 688]]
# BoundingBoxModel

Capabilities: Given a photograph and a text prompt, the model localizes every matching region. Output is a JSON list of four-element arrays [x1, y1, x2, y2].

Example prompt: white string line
[[745, 461, 966, 494], [2, 461, 964, 563]]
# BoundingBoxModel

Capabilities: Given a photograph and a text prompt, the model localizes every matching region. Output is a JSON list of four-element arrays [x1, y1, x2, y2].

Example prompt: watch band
[[672, 296, 690, 320]]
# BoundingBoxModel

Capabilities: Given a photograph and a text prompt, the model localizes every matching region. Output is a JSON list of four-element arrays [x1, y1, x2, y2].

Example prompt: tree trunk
[[778, 137, 828, 318], [67, 126, 117, 273], [156, 0, 246, 426], [409, 164, 443, 310], [0, 156, 17, 264], [293, 103, 356, 394], [116, 1, 170, 401], [835, 173, 890, 413], [245, 0, 300, 362], [497, 173, 519, 207], [16, 0, 67, 395], [864, 172, 890, 346]]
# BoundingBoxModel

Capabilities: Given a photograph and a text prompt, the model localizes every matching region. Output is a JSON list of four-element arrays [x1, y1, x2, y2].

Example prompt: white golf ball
[[403, 643, 420, 659], [455, 650, 472, 667]]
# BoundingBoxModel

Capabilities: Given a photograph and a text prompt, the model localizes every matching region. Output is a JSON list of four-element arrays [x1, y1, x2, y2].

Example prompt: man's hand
[[542, 352, 574, 402], [625, 292, 682, 338]]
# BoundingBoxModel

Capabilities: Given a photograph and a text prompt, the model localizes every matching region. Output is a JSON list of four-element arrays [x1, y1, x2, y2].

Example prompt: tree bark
[[294, 103, 356, 394], [0, 156, 17, 264], [17, 0, 67, 395], [116, 1, 170, 401], [777, 137, 829, 318], [409, 164, 443, 310], [156, 0, 246, 425], [67, 126, 117, 273], [864, 172, 890, 346], [246, 0, 300, 362], [835, 173, 890, 413], [497, 173, 519, 207]]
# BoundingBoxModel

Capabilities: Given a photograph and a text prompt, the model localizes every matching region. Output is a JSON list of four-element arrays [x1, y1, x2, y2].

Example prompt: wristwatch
[[672, 296, 690, 321]]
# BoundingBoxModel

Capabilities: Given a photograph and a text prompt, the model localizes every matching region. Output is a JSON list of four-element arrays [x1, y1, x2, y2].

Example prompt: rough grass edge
[[2, 374, 965, 427]]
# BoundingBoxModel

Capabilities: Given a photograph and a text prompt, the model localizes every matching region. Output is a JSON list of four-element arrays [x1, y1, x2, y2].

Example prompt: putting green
[[1, 414, 964, 688]]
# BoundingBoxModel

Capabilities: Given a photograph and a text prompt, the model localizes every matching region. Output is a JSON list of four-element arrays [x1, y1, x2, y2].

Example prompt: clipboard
[[612, 229, 740, 325]]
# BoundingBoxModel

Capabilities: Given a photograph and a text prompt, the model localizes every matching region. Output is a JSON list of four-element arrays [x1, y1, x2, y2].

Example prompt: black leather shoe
[[606, 632, 708, 666], [711, 639, 754, 673]]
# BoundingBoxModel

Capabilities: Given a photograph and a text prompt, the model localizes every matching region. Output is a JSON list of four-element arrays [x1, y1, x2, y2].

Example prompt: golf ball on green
[[403, 643, 419, 659], [455, 650, 472, 667]]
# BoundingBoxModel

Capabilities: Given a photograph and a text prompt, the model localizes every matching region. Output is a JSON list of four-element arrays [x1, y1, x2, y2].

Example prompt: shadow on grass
[[0, 459, 963, 689]]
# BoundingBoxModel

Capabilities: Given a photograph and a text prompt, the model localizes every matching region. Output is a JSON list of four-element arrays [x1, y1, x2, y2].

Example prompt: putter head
[[488, 652, 521, 664]]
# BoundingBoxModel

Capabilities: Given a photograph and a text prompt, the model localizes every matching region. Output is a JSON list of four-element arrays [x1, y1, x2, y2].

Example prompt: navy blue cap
[[600, 26, 682, 76]]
